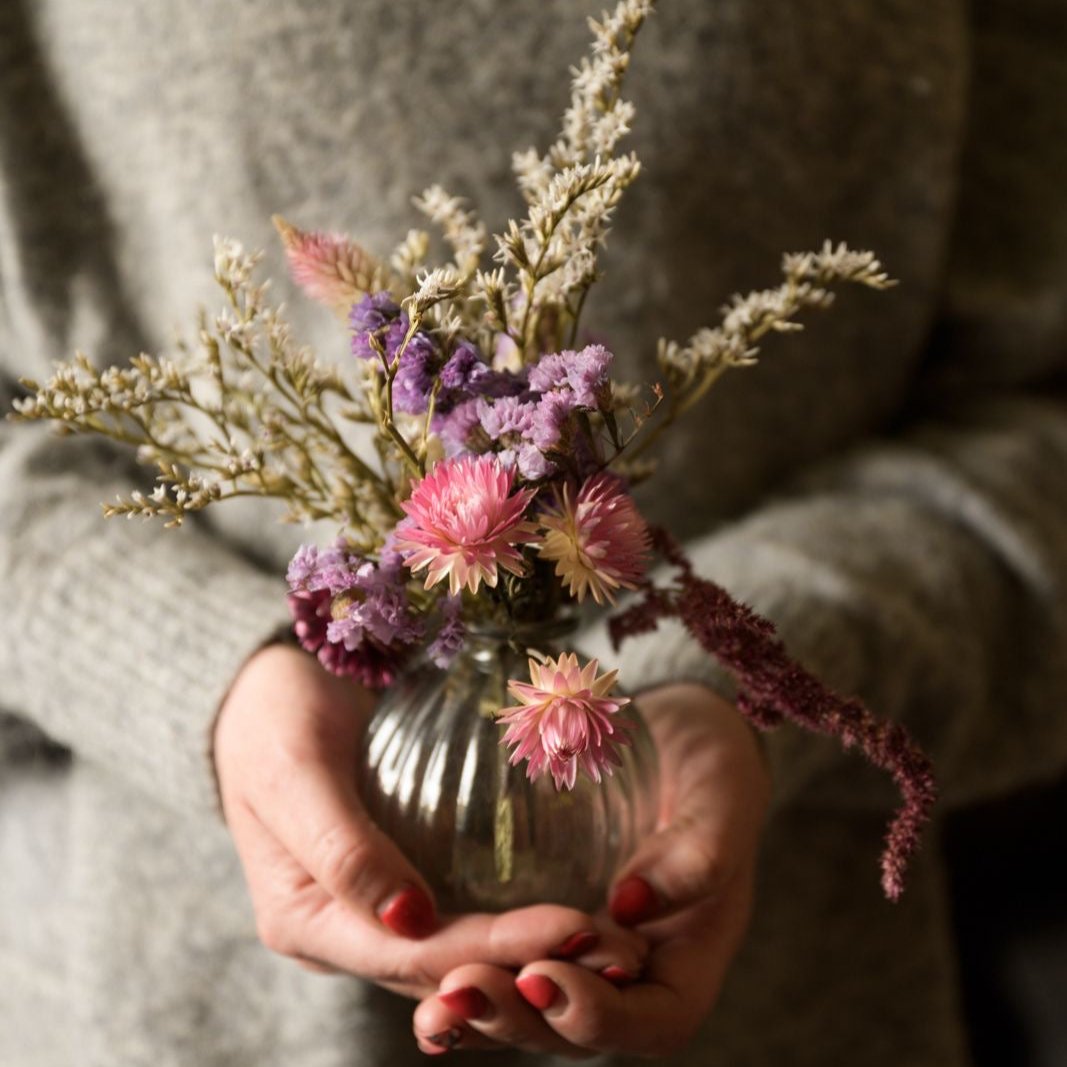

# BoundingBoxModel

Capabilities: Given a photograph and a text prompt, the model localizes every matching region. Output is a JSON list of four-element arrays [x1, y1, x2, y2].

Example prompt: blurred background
[[946, 775, 1067, 1066]]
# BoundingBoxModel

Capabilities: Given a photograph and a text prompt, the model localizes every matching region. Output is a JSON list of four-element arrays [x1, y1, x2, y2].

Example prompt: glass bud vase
[[358, 624, 660, 913]]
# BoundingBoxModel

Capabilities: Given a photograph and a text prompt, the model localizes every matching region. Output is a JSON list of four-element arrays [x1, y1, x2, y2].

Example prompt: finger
[[524, 881, 756, 1057], [248, 755, 438, 938], [282, 902, 646, 999], [230, 806, 649, 996], [611, 686, 770, 925], [514, 960, 694, 1058], [414, 964, 586, 1057]]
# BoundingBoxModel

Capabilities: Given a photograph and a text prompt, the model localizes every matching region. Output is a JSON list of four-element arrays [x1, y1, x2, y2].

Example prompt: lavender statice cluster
[[352, 291, 617, 485], [286, 539, 423, 687], [349, 293, 489, 416]]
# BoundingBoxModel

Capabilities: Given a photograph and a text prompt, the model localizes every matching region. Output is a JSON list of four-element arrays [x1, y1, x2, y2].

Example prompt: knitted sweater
[[1, 1, 1065, 1064]]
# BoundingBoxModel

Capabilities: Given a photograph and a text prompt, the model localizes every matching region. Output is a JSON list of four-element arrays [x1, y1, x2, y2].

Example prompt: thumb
[[608, 816, 732, 926], [263, 756, 438, 939], [609, 682, 770, 926], [217, 642, 438, 939]]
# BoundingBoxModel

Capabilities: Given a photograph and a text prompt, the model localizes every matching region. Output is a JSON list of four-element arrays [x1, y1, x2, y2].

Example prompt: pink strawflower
[[497, 653, 634, 790], [273, 215, 379, 314], [538, 473, 650, 605], [395, 454, 539, 596]]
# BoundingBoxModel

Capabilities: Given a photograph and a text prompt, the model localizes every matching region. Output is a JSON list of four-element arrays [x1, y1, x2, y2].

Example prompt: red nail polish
[[516, 973, 561, 1011], [438, 985, 490, 1020], [551, 930, 599, 959], [427, 1027, 463, 1050], [379, 886, 436, 939], [609, 874, 658, 926], [599, 964, 637, 988]]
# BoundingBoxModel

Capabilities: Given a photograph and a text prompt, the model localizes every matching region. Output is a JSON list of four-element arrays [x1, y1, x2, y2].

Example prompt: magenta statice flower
[[497, 653, 634, 789], [395, 454, 539, 595], [287, 540, 422, 688]]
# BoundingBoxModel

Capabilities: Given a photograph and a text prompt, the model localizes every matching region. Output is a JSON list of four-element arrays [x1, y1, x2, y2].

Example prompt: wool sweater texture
[[1, 1, 1066, 1064]]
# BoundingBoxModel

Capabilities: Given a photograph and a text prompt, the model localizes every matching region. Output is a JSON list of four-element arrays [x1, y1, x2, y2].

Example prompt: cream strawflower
[[538, 473, 650, 604], [395, 454, 539, 596], [497, 652, 634, 790]]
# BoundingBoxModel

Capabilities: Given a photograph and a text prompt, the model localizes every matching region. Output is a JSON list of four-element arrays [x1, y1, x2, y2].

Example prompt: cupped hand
[[413, 682, 771, 1055], [213, 643, 647, 1000]]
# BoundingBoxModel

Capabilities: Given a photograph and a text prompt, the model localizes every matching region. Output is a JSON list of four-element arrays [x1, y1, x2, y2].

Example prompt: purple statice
[[349, 292, 403, 359], [440, 340, 491, 391], [286, 541, 361, 595], [391, 331, 439, 415], [527, 352, 569, 393], [516, 442, 555, 480], [478, 366, 529, 400], [349, 293, 444, 415], [435, 398, 484, 456], [286, 540, 423, 688], [528, 344, 613, 409], [476, 396, 558, 480], [428, 596, 466, 668], [528, 389, 576, 451], [477, 395, 537, 440]]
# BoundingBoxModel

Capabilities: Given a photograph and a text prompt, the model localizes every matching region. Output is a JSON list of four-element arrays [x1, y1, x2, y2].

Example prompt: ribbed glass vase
[[358, 624, 659, 913]]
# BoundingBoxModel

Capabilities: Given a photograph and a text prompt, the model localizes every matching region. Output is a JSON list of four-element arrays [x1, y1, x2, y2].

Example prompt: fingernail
[[427, 1027, 463, 1050], [599, 964, 638, 988], [438, 985, 490, 1020], [379, 885, 436, 939], [550, 930, 599, 959], [609, 874, 658, 926], [515, 973, 561, 1011]]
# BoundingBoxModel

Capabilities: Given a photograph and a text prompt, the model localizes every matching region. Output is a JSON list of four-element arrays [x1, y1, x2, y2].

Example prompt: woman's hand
[[412, 682, 771, 1055], [213, 643, 647, 1001]]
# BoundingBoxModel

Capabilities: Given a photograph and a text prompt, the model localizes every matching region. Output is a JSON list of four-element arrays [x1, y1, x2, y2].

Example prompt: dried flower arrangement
[[12, 0, 934, 899]]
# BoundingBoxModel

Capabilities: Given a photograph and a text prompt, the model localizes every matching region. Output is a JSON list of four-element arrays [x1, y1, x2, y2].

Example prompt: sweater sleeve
[[0, 6, 296, 817], [583, 388, 1067, 813], [0, 396, 293, 816]]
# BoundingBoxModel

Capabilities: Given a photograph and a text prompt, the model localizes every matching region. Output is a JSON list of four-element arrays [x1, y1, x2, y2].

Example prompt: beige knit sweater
[[1, 1, 1066, 1064]]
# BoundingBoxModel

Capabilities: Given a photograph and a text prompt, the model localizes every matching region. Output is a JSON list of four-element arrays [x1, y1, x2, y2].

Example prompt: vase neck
[[464, 615, 577, 650]]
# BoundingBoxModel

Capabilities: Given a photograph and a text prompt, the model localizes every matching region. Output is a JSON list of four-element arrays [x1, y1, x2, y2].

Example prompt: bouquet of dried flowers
[[12, 0, 934, 899]]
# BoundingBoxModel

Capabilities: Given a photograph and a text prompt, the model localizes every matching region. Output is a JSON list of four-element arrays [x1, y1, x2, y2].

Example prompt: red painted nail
[[609, 874, 658, 926], [427, 1026, 463, 1050], [516, 973, 561, 1011], [599, 964, 638, 988], [379, 886, 436, 939], [438, 985, 490, 1020], [551, 930, 599, 959]]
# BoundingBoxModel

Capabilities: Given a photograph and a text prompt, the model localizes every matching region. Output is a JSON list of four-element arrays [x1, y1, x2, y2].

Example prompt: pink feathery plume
[[273, 215, 382, 315], [609, 526, 937, 902]]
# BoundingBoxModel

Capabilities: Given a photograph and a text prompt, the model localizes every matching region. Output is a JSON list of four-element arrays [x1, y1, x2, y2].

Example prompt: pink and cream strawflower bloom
[[538, 473, 651, 605], [395, 454, 539, 596], [497, 653, 634, 790]]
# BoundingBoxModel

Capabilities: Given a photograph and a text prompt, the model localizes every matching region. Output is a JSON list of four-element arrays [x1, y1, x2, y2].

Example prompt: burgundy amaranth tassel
[[609, 527, 937, 901]]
